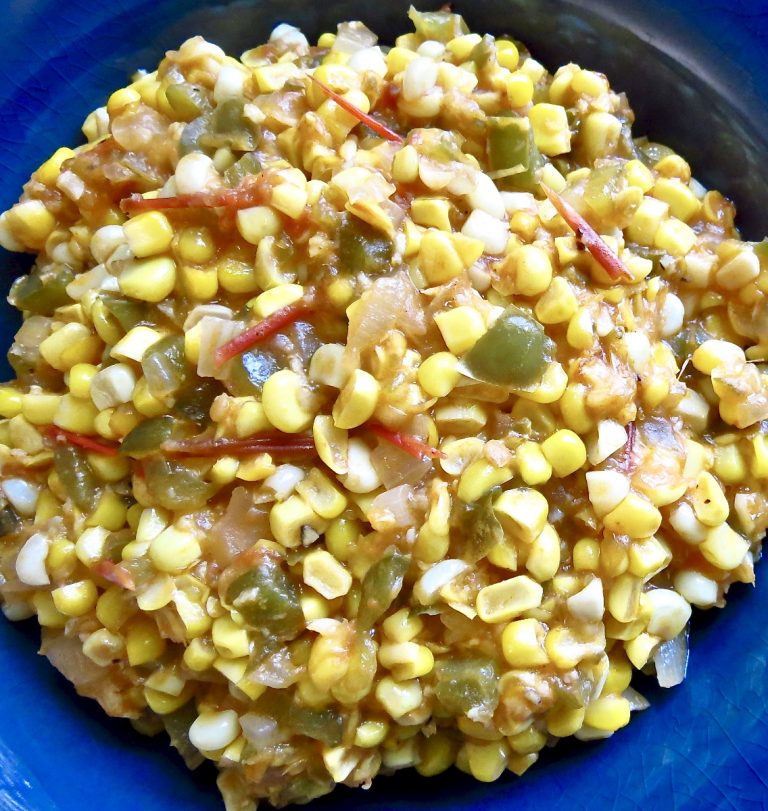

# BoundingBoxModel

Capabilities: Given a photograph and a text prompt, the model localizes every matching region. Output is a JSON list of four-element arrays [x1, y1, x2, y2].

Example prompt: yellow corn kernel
[[125, 616, 166, 666], [379, 641, 434, 680], [624, 631, 660, 669], [716, 249, 760, 291], [295, 468, 347, 520], [131, 377, 165, 418], [607, 573, 642, 623], [32, 591, 67, 628], [572, 538, 600, 571], [601, 652, 632, 695], [6, 200, 56, 249], [534, 277, 578, 324], [380, 610, 422, 645], [654, 217, 697, 256], [419, 230, 463, 284], [392, 144, 419, 183], [493, 488, 549, 543], [262, 369, 317, 433], [446, 33, 482, 61], [700, 523, 750, 570], [626, 196, 669, 246], [53, 394, 98, 435], [270, 494, 323, 548], [651, 177, 701, 222], [144, 684, 194, 716], [149, 525, 202, 573], [502, 618, 549, 667], [505, 71, 534, 106], [67, 363, 98, 400], [476, 575, 543, 623], [82, 628, 125, 667], [212, 656, 249, 685], [236, 205, 281, 244], [457, 459, 513, 503], [212, 616, 251, 659], [624, 159, 655, 192], [584, 694, 631, 732], [464, 740, 509, 783], [123, 211, 174, 257], [182, 637, 216, 672], [628, 536, 672, 579], [375, 676, 423, 720], [0, 387, 22, 418], [512, 244, 554, 297], [713, 443, 747, 485], [303, 549, 352, 599], [603, 493, 662, 539], [580, 111, 622, 161], [433, 306, 487, 355], [119, 256, 176, 302], [544, 627, 590, 669], [271, 182, 308, 219], [176, 226, 215, 264], [526, 525, 561, 582], [332, 369, 380, 430], [40, 322, 101, 372], [417, 352, 460, 398], [411, 198, 452, 232], [515, 440, 552, 485], [252, 61, 301, 92], [179, 264, 218, 301], [528, 103, 571, 156], [691, 339, 745, 374], [751, 434, 768, 478], [355, 720, 389, 749], [547, 705, 586, 738], [250, 283, 304, 319], [51, 580, 98, 617], [37, 147, 76, 185], [110, 326, 163, 363], [47, 539, 78, 578], [540, 429, 587, 477], [217, 257, 260, 293], [691, 471, 729, 526], [84, 489, 126, 531]]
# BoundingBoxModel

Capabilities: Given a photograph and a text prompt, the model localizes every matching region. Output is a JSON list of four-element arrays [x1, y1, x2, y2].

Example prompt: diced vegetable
[[433, 657, 499, 717], [338, 213, 393, 276], [487, 116, 545, 192], [357, 549, 411, 629]]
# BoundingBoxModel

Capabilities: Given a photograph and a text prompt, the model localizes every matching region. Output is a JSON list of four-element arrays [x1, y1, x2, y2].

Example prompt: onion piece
[[368, 484, 423, 531], [623, 687, 650, 711], [196, 317, 245, 378], [653, 628, 689, 688], [332, 21, 378, 54]]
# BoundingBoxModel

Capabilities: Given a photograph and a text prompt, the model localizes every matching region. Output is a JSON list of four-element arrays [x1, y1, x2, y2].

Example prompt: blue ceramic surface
[[1, 2, 767, 809]]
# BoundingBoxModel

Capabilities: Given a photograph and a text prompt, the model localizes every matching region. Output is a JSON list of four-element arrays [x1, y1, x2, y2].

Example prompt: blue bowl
[[1, 2, 767, 810]]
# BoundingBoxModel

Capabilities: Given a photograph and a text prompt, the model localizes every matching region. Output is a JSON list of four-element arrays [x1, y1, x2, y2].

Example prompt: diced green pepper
[[143, 458, 214, 511], [227, 350, 279, 396], [408, 6, 469, 42], [11, 268, 74, 315], [357, 550, 410, 629], [288, 705, 344, 745], [487, 116, 545, 192], [120, 415, 176, 459], [434, 657, 499, 717], [54, 445, 101, 512], [164, 83, 211, 122], [463, 305, 554, 386], [101, 296, 153, 331], [0, 505, 21, 537], [636, 140, 674, 168], [226, 553, 304, 641], [142, 335, 189, 400], [338, 213, 393, 276], [223, 152, 262, 188], [459, 489, 503, 561], [173, 377, 223, 426], [584, 161, 625, 218]]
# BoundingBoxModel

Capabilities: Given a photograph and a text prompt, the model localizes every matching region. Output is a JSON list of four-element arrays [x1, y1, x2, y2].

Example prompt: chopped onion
[[197, 316, 245, 378], [623, 687, 650, 711], [653, 628, 689, 688], [263, 464, 305, 500], [574, 725, 613, 741], [332, 21, 378, 54], [208, 487, 270, 566], [368, 484, 424, 531], [15, 532, 50, 586], [183, 304, 234, 332], [240, 713, 286, 747], [250, 648, 301, 688], [345, 273, 425, 369], [371, 441, 431, 489], [2, 478, 40, 517]]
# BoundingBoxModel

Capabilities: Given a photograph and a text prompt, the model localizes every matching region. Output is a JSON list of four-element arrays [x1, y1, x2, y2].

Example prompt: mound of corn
[[1, 8, 767, 809]]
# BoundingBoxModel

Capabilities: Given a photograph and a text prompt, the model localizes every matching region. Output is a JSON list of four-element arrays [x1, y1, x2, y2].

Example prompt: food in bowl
[[0, 6, 766, 808]]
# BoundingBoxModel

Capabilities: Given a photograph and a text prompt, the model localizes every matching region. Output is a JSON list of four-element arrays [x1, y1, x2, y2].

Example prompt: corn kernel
[[40, 323, 102, 372], [713, 443, 747, 485], [212, 616, 251, 659], [700, 523, 749, 570], [534, 277, 578, 324], [515, 441, 552, 485], [584, 695, 631, 732], [493, 488, 548, 542], [603, 493, 662, 539], [119, 256, 176, 302], [651, 177, 701, 222], [526, 525, 561, 582], [540, 429, 587, 477], [528, 103, 571, 156], [465, 740, 509, 783], [457, 459, 513, 503], [502, 618, 549, 667], [32, 591, 67, 628], [580, 111, 622, 161], [86, 489, 127, 531], [375, 677, 423, 720], [0, 387, 23, 418], [654, 217, 697, 256], [123, 211, 174, 257], [51, 580, 98, 617], [434, 306, 487, 355], [303, 549, 352, 599], [177, 226, 215, 263], [332, 369, 380, 429], [379, 641, 435, 680], [262, 369, 317, 433], [476, 575, 543, 623], [149, 525, 202, 573]]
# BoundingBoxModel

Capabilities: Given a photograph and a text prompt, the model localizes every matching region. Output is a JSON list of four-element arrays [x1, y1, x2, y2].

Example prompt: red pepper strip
[[540, 183, 634, 281], [120, 175, 267, 215], [310, 75, 404, 144], [368, 423, 445, 461], [215, 301, 314, 366], [162, 433, 316, 458], [93, 560, 135, 591], [46, 427, 120, 456]]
